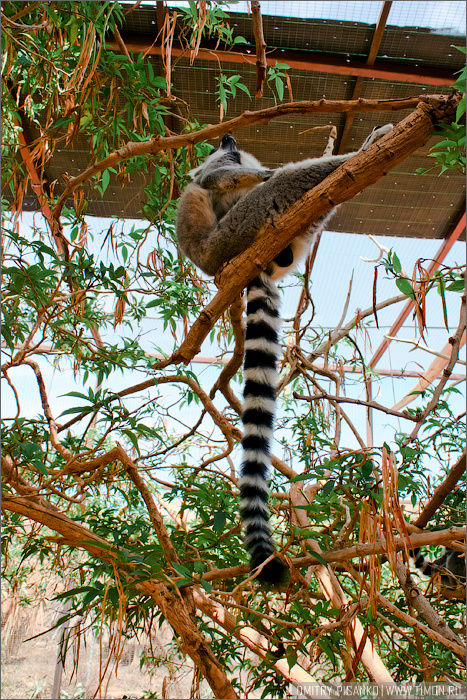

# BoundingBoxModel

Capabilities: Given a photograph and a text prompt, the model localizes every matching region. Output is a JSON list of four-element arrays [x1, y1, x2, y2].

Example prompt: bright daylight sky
[[2, 0, 465, 479], [167, 0, 466, 34], [3, 210, 465, 478]]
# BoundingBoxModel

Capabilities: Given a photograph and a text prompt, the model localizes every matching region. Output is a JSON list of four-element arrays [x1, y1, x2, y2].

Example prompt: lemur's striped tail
[[413, 548, 434, 576], [239, 273, 288, 585]]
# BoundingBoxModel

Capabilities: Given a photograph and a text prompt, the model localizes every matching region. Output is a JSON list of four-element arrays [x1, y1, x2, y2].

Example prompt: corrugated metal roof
[[18, 3, 466, 240]]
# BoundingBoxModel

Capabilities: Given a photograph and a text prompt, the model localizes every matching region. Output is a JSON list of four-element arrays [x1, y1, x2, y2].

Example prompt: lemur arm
[[197, 166, 274, 192]]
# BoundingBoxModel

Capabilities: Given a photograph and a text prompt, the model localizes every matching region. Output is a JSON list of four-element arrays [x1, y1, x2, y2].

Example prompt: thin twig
[[293, 391, 419, 422]]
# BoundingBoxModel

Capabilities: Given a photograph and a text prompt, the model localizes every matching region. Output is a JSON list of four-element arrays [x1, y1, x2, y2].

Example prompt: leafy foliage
[[417, 46, 466, 174], [1, 2, 465, 697]]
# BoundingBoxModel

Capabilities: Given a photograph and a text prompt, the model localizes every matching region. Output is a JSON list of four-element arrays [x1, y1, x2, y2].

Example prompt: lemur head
[[190, 134, 263, 182]]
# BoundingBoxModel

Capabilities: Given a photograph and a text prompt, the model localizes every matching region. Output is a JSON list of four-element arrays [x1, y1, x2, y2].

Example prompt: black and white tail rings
[[239, 273, 288, 585]]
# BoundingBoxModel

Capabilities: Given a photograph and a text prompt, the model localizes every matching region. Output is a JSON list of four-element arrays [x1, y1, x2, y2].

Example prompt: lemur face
[[190, 135, 241, 181], [219, 133, 238, 153], [190, 133, 263, 182]]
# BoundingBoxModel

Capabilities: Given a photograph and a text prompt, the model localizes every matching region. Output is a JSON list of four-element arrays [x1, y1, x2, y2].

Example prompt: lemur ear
[[188, 145, 219, 178]]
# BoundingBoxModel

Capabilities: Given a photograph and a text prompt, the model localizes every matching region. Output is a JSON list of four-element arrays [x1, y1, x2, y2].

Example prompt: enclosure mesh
[[16, 3, 466, 240]]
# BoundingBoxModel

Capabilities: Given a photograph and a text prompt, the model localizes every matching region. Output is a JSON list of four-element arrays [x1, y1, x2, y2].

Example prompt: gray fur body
[[176, 125, 392, 278], [175, 126, 393, 584], [414, 547, 466, 587]]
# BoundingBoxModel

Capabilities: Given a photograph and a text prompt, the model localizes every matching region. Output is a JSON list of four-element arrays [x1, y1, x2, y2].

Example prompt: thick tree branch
[[414, 451, 466, 529], [162, 95, 459, 366], [52, 94, 457, 224], [251, 1, 267, 98], [201, 526, 466, 582], [1, 493, 237, 698], [394, 558, 465, 655]]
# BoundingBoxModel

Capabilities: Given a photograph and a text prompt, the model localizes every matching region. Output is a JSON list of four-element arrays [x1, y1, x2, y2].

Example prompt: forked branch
[[161, 94, 460, 367]]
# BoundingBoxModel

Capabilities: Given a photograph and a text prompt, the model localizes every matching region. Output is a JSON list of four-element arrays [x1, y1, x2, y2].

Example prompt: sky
[[166, 0, 466, 34], [2, 0, 465, 483], [2, 210, 465, 481]]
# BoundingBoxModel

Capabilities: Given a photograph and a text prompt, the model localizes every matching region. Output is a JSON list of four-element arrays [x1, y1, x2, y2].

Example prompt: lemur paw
[[361, 123, 393, 150], [373, 123, 394, 137]]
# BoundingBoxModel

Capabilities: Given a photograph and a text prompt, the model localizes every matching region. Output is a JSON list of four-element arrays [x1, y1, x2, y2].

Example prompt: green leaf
[[446, 279, 465, 292], [306, 550, 328, 567], [1, 324, 14, 351], [201, 578, 212, 592], [62, 391, 91, 400], [122, 429, 140, 455], [286, 650, 298, 670], [455, 97, 466, 124], [102, 169, 110, 193], [236, 82, 251, 96], [437, 278, 449, 331], [275, 76, 284, 101], [212, 511, 227, 534], [360, 460, 374, 480], [432, 139, 458, 149], [290, 472, 314, 483], [392, 253, 402, 274], [31, 459, 48, 475], [58, 406, 93, 417], [69, 19, 79, 46], [318, 638, 337, 668], [396, 278, 415, 300], [20, 443, 42, 459], [146, 298, 162, 309], [321, 479, 335, 496]]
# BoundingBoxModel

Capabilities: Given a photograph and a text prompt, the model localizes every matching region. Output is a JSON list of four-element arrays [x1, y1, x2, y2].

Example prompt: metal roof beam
[[338, 1, 393, 153], [116, 40, 454, 87], [369, 210, 466, 368]]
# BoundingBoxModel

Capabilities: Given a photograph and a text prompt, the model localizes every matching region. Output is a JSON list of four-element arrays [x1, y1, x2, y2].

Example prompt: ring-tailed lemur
[[176, 124, 393, 584], [413, 547, 466, 587]]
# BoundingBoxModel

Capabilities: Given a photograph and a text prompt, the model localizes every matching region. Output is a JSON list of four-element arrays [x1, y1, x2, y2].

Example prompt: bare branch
[[405, 295, 466, 444], [394, 557, 465, 656], [251, 2, 267, 98], [414, 451, 466, 529], [23, 359, 73, 461], [165, 97, 461, 367], [393, 330, 466, 411], [52, 94, 459, 224], [293, 390, 418, 421], [209, 296, 245, 400]]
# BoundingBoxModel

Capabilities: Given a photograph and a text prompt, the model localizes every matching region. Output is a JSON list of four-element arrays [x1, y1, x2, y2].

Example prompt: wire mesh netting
[[17, 1, 466, 238]]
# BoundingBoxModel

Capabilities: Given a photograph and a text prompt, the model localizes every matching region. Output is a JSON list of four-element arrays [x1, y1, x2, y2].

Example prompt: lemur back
[[413, 547, 466, 588], [176, 127, 393, 584]]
